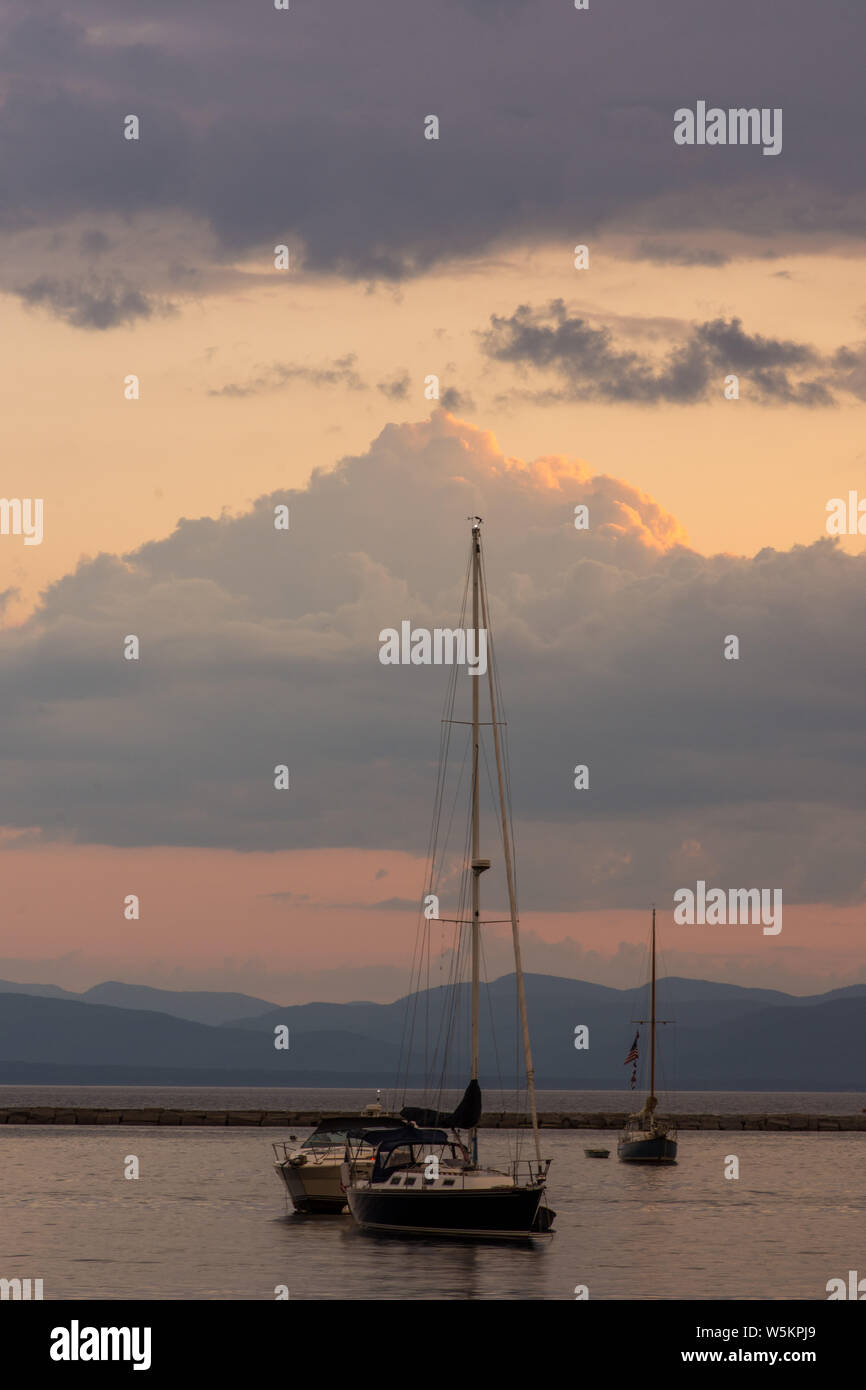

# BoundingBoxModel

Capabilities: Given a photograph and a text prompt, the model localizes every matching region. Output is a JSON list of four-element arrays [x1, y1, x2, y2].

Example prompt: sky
[[1, 1, 865, 1002]]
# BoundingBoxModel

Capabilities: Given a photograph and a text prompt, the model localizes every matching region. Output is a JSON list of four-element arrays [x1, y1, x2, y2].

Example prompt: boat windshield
[[302, 1129, 350, 1148], [302, 1116, 399, 1148]]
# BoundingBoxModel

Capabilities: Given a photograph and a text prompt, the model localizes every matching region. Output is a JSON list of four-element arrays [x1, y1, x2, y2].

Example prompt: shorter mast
[[650, 906, 656, 1102]]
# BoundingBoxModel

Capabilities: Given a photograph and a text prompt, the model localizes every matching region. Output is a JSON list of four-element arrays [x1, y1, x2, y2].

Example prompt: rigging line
[[424, 864, 463, 1103], [509, 879, 522, 1132], [478, 930, 516, 1163], [432, 732, 470, 899], [623, 918, 657, 1108], [397, 825, 452, 1104], [622, 917, 654, 1033], [653, 936, 676, 1103], [430, 922, 465, 1112], [426, 679, 458, 893], [442, 720, 506, 726], [425, 544, 476, 1111], [444, 813, 474, 1100], [428, 917, 462, 1110], [428, 735, 471, 1077], [426, 791, 473, 1109], [478, 541, 543, 1163], [480, 733, 500, 836], [428, 695, 461, 878], [433, 797, 474, 1106], [399, 531, 497, 1115], [395, 922, 425, 1105], [426, 576, 470, 890], [478, 550, 519, 920], [393, 912, 420, 1105], [478, 720, 525, 1136], [393, 550, 472, 1104], [480, 545, 522, 911], [423, 899, 431, 1092]]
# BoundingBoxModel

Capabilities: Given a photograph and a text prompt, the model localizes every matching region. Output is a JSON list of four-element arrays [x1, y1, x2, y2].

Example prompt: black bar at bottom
[[4, 1298, 860, 1374]]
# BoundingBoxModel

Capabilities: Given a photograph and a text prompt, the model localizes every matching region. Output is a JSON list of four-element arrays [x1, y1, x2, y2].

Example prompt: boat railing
[[272, 1139, 340, 1163], [509, 1157, 551, 1186], [342, 1138, 385, 1182], [275, 1137, 372, 1166], [622, 1115, 677, 1136]]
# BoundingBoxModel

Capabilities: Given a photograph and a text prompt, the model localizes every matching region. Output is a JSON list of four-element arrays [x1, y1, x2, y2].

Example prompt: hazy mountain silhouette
[[0, 974, 864, 1088], [0, 978, 276, 1025]]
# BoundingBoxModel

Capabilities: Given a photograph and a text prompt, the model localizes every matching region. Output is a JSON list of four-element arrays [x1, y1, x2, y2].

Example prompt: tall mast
[[478, 531, 543, 1168], [650, 906, 656, 1101], [469, 519, 482, 1166]]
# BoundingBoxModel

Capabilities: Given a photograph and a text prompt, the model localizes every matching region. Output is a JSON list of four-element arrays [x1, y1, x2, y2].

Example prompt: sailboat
[[343, 519, 554, 1238], [617, 907, 678, 1163]]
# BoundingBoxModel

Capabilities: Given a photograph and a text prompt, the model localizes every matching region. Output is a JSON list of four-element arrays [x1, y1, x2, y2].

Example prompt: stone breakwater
[[0, 1108, 864, 1130]]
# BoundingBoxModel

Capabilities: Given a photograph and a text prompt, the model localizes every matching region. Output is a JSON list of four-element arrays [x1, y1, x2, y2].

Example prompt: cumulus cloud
[[481, 300, 862, 405], [2, 411, 866, 913]]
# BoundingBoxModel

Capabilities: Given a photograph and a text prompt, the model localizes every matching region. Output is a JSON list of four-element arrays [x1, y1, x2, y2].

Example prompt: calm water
[[1, 1089, 862, 1300]]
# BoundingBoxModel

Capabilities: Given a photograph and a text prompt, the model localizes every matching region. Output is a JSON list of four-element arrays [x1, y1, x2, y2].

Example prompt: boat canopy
[[362, 1126, 452, 1183], [362, 1125, 448, 1150]]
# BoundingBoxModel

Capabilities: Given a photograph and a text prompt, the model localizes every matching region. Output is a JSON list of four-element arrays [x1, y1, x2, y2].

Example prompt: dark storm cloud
[[634, 241, 731, 267], [15, 276, 166, 329], [79, 228, 111, 257], [696, 318, 816, 369], [0, 1, 864, 292], [3, 411, 866, 911], [481, 301, 859, 405]]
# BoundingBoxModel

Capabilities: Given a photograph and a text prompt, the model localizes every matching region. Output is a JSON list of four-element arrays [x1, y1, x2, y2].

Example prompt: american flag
[[624, 1031, 639, 1066]]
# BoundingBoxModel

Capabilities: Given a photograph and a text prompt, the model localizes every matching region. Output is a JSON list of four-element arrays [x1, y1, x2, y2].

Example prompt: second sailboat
[[618, 907, 678, 1164]]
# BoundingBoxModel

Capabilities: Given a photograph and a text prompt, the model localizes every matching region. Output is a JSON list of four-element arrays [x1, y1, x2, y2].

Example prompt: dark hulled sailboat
[[343, 519, 554, 1238], [617, 907, 678, 1164]]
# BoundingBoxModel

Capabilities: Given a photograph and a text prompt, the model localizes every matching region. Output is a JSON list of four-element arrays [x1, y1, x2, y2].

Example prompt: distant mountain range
[[0, 974, 864, 1090], [0, 978, 275, 1026]]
